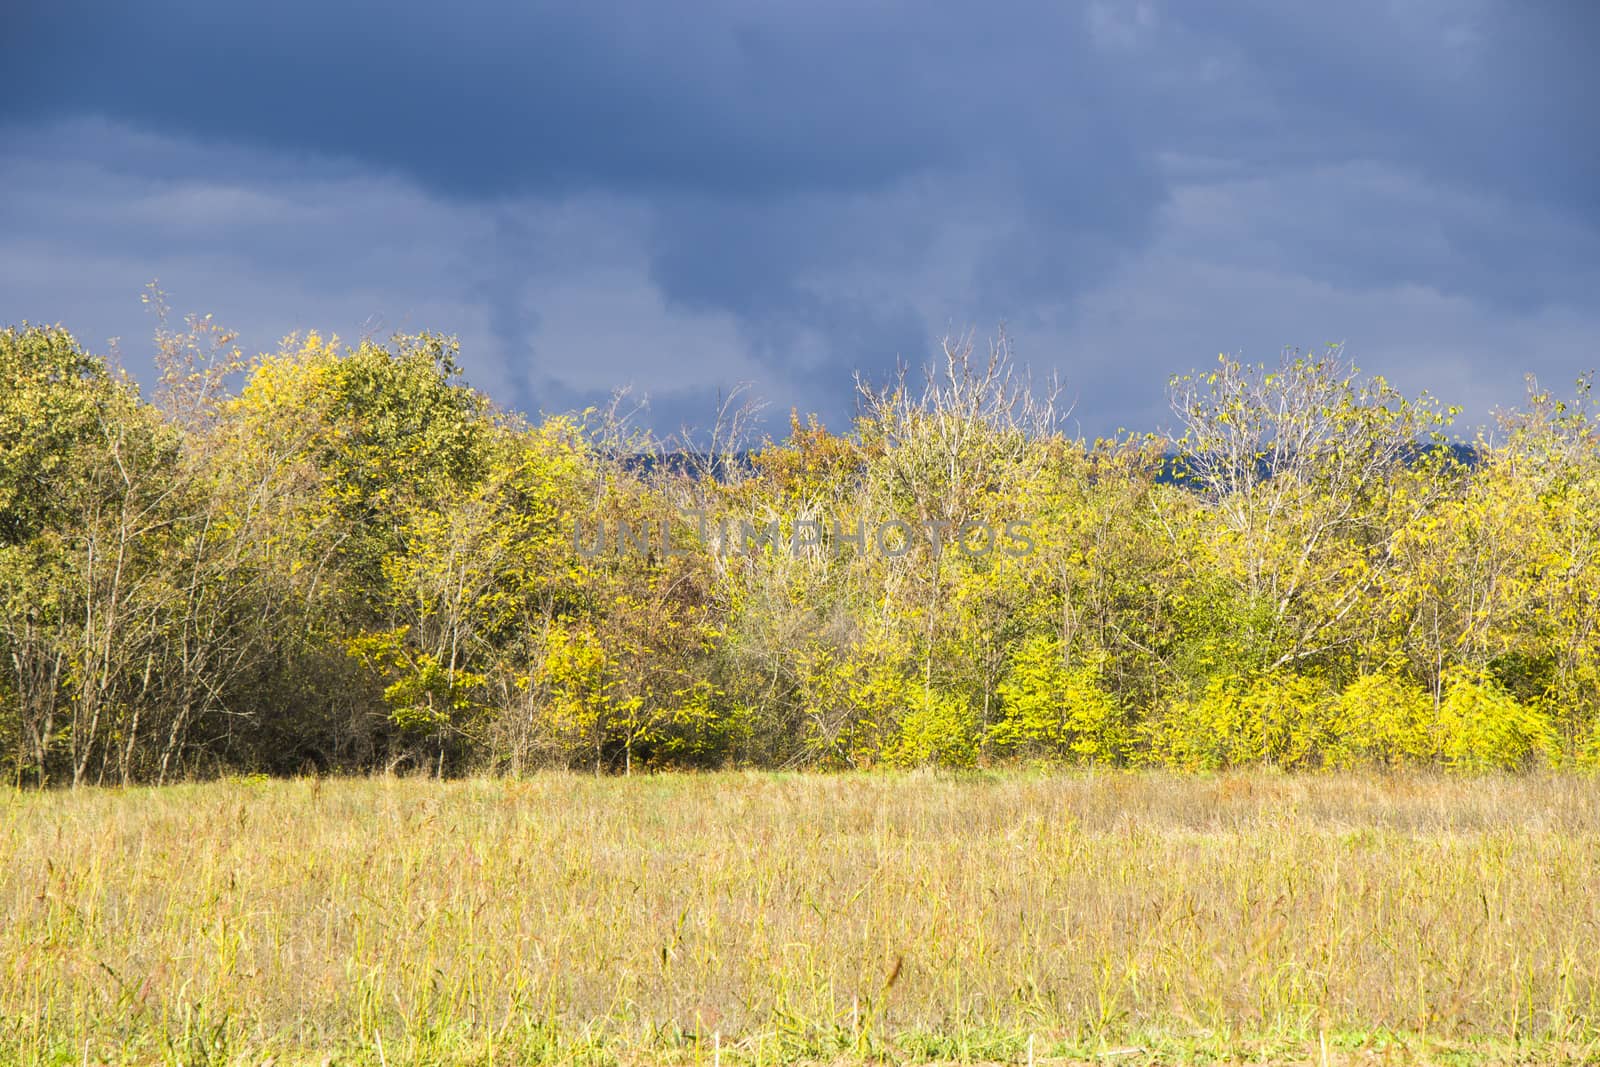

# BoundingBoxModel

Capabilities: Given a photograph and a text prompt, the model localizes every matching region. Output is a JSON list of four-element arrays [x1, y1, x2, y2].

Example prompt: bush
[[886, 687, 979, 768], [1436, 666, 1559, 771], [989, 634, 1126, 763], [1325, 671, 1436, 768], [1154, 672, 1328, 770]]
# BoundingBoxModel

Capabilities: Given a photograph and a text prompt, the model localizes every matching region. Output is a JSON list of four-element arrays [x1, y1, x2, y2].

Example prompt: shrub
[[1155, 672, 1328, 770], [886, 687, 979, 768], [1436, 666, 1559, 771], [989, 634, 1126, 763], [1325, 670, 1436, 768]]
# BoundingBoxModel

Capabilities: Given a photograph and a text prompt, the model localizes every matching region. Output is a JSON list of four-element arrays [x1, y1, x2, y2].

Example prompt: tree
[[1169, 345, 1458, 677]]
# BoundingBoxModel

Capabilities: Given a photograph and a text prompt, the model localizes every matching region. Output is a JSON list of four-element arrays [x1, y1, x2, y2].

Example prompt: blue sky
[[3, 1, 1595, 438]]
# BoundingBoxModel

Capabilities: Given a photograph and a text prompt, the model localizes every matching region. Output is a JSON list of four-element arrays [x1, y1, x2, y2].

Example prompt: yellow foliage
[[1435, 666, 1559, 772], [1324, 671, 1436, 768], [1156, 673, 1329, 770]]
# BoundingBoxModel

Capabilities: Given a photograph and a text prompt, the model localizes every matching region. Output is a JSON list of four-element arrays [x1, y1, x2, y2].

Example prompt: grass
[[3, 770, 1599, 1065]]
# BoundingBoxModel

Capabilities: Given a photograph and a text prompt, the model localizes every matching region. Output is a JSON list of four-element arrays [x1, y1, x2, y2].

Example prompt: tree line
[[4, 305, 1599, 784]]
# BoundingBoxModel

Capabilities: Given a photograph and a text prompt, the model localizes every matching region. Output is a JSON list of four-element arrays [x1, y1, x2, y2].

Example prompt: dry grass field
[[4, 771, 1599, 1065]]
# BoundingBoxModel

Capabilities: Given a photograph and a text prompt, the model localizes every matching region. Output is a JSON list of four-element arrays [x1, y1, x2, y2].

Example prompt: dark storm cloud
[[4, 1, 957, 198], [1143, 1, 1600, 310], [2, 0, 1596, 434], [0, 0, 1166, 422], [1159, 2, 1599, 213]]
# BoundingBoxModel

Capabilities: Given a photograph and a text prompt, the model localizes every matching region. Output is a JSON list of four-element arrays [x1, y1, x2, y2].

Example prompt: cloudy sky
[[3, 1, 1595, 438]]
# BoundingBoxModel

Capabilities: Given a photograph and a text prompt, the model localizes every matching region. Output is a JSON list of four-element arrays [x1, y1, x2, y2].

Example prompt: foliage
[[990, 635, 1125, 763], [1324, 670, 1436, 768], [1155, 672, 1329, 770], [1435, 666, 1559, 771], [5, 318, 1600, 779]]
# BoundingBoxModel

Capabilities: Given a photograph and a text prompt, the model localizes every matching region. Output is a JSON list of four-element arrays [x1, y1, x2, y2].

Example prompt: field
[[4, 772, 1599, 1066]]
